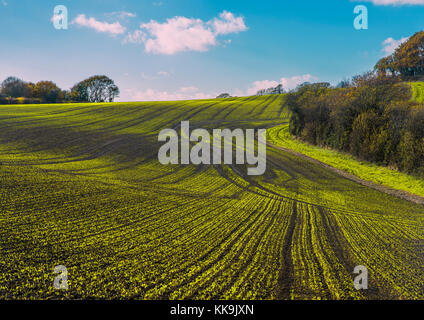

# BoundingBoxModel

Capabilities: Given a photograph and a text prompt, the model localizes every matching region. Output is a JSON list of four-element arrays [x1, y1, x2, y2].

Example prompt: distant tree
[[375, 31, 424, 78], [216, 93, 232, 99], [33, 81, 62, 103], [69, 82, 89, 102], [273, 84, 284, 94], [256, 84, 285, 96], [374, 56, 396, 76], [27, 82, 35, 97], [0, 76, 32, 98], [393, 31, 424, 77], [336, 79, 351, 88], [62, 90, 71, 102], [70, 75, 119, 103]]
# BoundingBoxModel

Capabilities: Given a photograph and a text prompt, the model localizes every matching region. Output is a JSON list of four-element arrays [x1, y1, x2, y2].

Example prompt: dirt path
[[267, 141, 424, 206]]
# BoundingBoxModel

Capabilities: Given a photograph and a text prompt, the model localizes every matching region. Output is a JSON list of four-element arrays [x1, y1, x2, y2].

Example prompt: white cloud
[[122, 74, 317, 102], [140, 71, 171, 79], [1, 0, 8, 6], [124, 87, 215, 101], [247, 80, 279, 95], [179, 86, 199, 93], [231, 89, 245, 97], [281, 74, 317, 90], [354, 0, 424, 5], [141, 16, 217, 54], [157, 71, 170, 77], [125, 11, 247, 55], [246, 74, 317, 95], [123, 30, 146, 44], [105, 11, 136, 20], [382, 37, 409, 55], [209, 10, 247, 35], [72, 14, 126, 36]]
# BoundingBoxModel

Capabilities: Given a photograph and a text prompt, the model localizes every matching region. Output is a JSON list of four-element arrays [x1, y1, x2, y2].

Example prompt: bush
[[287, 74, 424, 176], [0, 97, 42, 105]]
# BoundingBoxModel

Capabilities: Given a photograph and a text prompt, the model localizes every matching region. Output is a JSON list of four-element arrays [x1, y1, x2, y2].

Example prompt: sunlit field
[[1, 95, 424, 299]]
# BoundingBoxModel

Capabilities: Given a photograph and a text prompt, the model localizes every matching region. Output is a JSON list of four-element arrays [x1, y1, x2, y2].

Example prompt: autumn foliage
[[287, 73, 424, 175], [375, 31, 424, 78]]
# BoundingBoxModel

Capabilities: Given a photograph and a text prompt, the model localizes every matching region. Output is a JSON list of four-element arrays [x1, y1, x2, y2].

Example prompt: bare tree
[[71, 75, 120, 102], [1, 76, 32, 98]]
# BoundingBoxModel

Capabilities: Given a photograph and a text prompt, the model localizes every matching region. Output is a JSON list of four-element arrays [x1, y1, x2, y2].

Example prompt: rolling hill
[[0, 95, 423, 299]]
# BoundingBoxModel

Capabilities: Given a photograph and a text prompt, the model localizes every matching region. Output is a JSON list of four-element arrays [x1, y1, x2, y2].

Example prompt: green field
[[410, 81, 424, 103], [267, 124, 424, 198], [264, 82, 424, 199], [1, 95, 424, 300]]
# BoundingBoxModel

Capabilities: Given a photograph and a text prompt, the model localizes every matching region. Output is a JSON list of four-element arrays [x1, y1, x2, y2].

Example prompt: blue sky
[[0, 0, 423, 101]]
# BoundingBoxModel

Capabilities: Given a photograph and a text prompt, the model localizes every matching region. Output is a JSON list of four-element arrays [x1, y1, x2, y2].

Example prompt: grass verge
[[267, 124, 424, 198], [409, 81, 424, 103]]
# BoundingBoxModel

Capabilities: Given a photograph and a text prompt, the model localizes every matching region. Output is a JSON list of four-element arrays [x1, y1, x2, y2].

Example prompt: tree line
[[287, 31, 424, 176], [256, 84, 284, 96], [375, 31, 424, 78], [0, 75, 119, 104]]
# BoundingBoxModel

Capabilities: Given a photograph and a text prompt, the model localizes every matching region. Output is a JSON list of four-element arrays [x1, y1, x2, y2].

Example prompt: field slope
[[267, 124, 424, 201], [410, 81, 424, 103], [0, 95, 423, 300]]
